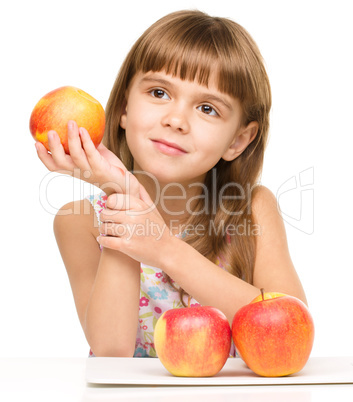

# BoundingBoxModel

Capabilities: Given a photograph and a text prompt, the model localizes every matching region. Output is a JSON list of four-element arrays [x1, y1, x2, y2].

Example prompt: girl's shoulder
[[250, 185, 282, 235], [251, 185, 277, 213], [250, 187, 307, 303], [54, 193, 104, 240]]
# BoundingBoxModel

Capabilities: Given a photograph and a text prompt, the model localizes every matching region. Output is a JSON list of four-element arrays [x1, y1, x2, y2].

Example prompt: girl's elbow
[[90, 343, 135, 357]]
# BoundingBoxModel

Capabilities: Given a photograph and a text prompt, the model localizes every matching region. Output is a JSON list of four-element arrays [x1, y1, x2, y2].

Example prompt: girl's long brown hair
[[104, 10, 272, 305]]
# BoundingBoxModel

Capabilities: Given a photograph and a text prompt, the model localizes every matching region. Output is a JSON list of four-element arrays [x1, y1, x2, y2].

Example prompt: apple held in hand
[[154, 305, 231, 377], [232, 290, 314, 377], [30, 86, 105, 154]]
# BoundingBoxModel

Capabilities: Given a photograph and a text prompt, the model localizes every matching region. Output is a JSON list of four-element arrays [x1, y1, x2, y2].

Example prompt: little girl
[[36, 10, 307, 358]]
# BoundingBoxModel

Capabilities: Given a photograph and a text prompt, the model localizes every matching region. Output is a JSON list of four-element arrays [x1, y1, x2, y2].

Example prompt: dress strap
[[85, 191, 108, 226]]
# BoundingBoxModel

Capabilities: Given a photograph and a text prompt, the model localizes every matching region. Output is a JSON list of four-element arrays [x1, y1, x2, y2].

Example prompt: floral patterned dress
[[86, 192, 236, 357]]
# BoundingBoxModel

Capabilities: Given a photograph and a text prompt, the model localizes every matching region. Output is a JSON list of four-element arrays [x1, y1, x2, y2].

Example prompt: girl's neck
[[134, 170, 205, 235]]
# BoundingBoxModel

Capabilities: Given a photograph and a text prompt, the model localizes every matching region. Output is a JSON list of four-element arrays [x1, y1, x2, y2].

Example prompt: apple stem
[[188, 295, 191, 308], [260, 288, 265, 301]]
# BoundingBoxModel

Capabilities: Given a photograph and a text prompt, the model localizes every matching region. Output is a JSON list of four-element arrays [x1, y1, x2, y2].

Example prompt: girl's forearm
[[161, 237, 260, 323], [84, 247, 140, 357]]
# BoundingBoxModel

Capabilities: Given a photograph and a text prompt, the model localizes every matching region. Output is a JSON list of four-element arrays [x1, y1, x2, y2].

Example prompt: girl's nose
[[161, 105, 190, 134]]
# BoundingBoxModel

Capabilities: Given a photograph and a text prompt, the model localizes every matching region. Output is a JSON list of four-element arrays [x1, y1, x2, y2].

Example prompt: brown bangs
[[130, 11, 256, 104]]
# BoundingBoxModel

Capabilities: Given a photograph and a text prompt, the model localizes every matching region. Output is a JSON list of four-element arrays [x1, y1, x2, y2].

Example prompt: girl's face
[[120, 70, 255, 185]]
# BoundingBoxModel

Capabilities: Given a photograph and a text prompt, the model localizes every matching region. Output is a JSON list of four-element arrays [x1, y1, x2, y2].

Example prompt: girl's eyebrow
[[199, 94, 232, 111], [138, 75, 171, 88], [139, 74, 233, 111]]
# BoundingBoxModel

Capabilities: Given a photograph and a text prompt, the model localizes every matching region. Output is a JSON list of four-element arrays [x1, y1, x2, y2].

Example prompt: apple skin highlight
[[154, 306, 231, 377], [30, 86, 105, 154], [232, 292, 315, 377]]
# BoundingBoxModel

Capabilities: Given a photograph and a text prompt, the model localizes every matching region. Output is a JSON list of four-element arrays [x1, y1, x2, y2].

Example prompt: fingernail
[[96, 236, 100, 243], [68, 120, 75, 130]]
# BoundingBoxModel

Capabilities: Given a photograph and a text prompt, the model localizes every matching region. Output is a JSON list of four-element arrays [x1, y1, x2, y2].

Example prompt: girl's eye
[[151, 89, 170, 100], [197, 104, 218, 116]]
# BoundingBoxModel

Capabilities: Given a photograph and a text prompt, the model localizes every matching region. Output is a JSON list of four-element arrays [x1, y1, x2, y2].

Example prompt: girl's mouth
[[151, 139, 187, 156]]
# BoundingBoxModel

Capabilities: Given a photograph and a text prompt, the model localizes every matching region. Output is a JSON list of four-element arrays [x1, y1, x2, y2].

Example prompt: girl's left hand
[[97, 186, 173, 268]]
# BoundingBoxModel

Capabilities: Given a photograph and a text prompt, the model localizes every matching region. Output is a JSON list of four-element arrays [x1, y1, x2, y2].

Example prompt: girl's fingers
[[47, 130, 73, 169], [96, 235, 123, 251], [35, 141, 59, 171], [100, 207, 124, 223], [80, 128, 130, 193], [105, 193, 142, 212], [67, 121, 90, 171], [79, 127, 103, 169], [99, 222, 126, 237]]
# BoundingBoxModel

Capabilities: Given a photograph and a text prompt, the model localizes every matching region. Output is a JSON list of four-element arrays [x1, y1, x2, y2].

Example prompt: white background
[[1, 0, 352, 358]]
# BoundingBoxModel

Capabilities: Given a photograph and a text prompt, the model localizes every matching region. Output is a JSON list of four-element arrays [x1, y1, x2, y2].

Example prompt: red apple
[[30, 86, 105, 154], [232, 290, 315, 377], [154, 305, 231, 377]]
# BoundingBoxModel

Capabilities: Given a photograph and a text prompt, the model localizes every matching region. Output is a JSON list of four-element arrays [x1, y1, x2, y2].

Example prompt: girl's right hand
[[35, 120, 140, 197]]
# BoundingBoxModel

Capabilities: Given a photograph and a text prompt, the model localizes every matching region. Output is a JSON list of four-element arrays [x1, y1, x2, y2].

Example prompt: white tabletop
[[1, 358, 353, 402]]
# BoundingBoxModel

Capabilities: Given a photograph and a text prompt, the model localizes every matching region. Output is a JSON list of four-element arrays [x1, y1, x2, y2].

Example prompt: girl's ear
[[222, 121, 259, 161], [119, 101, 128, 129]]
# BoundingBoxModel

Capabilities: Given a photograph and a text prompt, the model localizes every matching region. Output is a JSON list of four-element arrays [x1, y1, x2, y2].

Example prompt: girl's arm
[[98, 186, 306, 324], [85, 247, 140, 356], [162, 186, 307, 322], [54, 199, 140, 357]]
